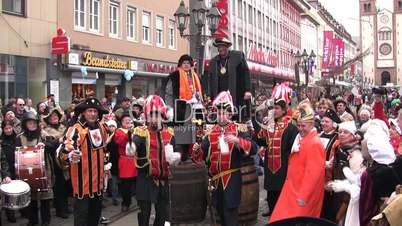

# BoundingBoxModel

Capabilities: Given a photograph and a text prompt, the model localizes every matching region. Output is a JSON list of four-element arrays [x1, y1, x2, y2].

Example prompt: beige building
[[360, 0, 402, 86], [0, 0, 57, 104], [56, 0, 189, 107]]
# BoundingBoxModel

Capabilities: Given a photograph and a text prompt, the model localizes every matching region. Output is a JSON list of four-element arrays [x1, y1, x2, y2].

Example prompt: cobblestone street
[[1, 176, 267, 226]]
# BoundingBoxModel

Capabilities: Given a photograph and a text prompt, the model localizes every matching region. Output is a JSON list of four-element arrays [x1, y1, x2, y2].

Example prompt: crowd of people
[[0, 37, 401, 226]]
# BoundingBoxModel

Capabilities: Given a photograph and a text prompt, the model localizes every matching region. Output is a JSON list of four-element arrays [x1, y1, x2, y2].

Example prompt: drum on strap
[[15, 146, 49, 192], [0, 180, 31, 210]]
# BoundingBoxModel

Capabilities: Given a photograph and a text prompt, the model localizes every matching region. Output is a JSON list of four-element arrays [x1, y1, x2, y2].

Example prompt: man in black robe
[[208, 38, 252, 121]]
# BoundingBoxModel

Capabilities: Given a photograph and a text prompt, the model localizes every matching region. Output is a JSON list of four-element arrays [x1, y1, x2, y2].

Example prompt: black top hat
[[74, 97, 108, 116], [323, 108, 341, 124], [213, 37, 232, 47]]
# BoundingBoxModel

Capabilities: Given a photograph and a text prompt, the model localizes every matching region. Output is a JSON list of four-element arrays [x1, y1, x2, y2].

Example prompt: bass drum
[[168, 161, 208, 224], [0, 180, 31, 210]]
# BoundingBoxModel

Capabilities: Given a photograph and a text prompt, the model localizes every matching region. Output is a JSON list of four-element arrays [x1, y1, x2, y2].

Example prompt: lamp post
[[174, 0, 220, 77], [294, 49, 316, 99]]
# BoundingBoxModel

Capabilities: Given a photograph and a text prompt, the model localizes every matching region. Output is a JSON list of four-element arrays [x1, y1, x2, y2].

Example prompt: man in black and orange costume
[[193, 91, 257, 226], [128, 95, 181, 226], [58, 97, 109, 226]]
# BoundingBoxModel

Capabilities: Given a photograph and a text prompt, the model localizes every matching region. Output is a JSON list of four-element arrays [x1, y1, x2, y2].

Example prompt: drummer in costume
[[193, 91, 257, 226], [161, 54, 203, 161], [58, 97, 109, 226], [256, 84, 298, 216], [42, 107, 70, 219], [16, 112, 58, 226], [128, 95, 181, 226], [319, 108, 341, 222]]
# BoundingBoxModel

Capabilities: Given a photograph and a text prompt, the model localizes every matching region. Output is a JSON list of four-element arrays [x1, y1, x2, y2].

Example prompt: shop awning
[[64, 64, 169, 78]]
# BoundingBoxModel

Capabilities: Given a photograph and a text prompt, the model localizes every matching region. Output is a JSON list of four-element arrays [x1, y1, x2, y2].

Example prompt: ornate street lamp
[[174, 0, 221, 76], [174, 1, 190, 37]]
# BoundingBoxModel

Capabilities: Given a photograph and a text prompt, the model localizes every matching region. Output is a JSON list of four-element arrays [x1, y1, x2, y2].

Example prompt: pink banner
[[214, 0, 229, 38], [339, 40, 345, 66], [332, 38, 342, 68], [321, 31, 333, 77]]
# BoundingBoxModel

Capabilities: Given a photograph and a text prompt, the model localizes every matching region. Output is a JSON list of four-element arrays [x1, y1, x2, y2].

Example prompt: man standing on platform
[[208, 38, 252, 121], [58, 97, 109, 226], [193, 91, 257, 226], [269, 101, 326, 223], [257, 91, 298, 217]]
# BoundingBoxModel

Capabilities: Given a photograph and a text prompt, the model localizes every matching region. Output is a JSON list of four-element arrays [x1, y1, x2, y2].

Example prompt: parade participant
[[131, 99, 145, 127], [358, 109, 371, 128], [161, 54, 203, 161], [0, 120, 16, 223], [42, 107, 70, 219], [0, 140, 12, 226], [113, 111, 137, 212], [319, 109, 342, 222], [256, 87, 298, 216], [129, 95, 181, 226], [114, 97, 131, 120], [105, 120, 119, 206], [58, 97, 109, 226], [269, 101, 325, 223], [3, 110, 21, 134], [14, 98, 27, 121], [16, 112, 58, 226], [193, 91, 257, 226], [334, 98, 354, 122], [315, 99, 334, 132], [25, 98, 38, 116], [330, 120, 359, 224], [208, 38, 252, 121]]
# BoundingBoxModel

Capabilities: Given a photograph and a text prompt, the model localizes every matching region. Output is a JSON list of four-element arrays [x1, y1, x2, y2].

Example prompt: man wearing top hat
[[319, 108, 342, 222], [208, 38, 252, 121], [58, 97, 109, 226]]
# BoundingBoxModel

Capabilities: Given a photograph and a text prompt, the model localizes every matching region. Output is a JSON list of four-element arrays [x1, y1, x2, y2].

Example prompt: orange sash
[[178, 67, 202, 101]]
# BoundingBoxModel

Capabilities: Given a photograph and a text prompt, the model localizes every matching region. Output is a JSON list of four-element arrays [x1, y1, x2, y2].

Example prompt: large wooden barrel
[[238, 158, 260, 225], [168, 161, 208, 224], [215, 158, 260, 226]]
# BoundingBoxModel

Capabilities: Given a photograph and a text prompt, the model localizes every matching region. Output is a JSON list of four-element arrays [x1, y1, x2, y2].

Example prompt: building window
[[127, 7, 137, 40], [142, 11, 151, 43], [399, 1, 402, 10], [248, 5, 252, 24], [2, 0, 25, 16], [258, 11, 262, 29], [156, 16, 164, 47], [109, 2, 119, 36], [89, 0, 100, 32], [238, 35, 243, 52], [238, 0, 242, 18], [364, 3, 371, 12], [74, 0, 86, 28], [168, 20, 176, 49]]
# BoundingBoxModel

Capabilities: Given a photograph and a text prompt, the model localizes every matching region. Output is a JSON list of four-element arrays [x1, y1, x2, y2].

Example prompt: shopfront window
[[0, 54, 27, 103], [2, 0, 25, 16]]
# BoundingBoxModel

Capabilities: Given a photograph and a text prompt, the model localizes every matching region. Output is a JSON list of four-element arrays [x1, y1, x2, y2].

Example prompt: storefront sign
[[68, 53, 80, 65], [144, 63, 176, 74], [321, 31, 333, 77], [214, 0, 229, 38], [82, 52, 128, 69], [51, 28, 70, 54], [247, 43, 278, 67]]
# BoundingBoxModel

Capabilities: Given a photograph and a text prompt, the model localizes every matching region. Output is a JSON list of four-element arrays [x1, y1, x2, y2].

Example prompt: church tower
[[360, 0, 376, 85], [395, 0, 402, 84]]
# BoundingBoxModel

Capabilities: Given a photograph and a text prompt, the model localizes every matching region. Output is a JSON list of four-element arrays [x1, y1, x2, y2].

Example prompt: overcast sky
[[319, 0, 394, 37]]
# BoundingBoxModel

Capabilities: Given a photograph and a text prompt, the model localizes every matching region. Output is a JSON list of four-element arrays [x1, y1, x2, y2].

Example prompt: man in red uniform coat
[[269, 101, 326, 223]]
